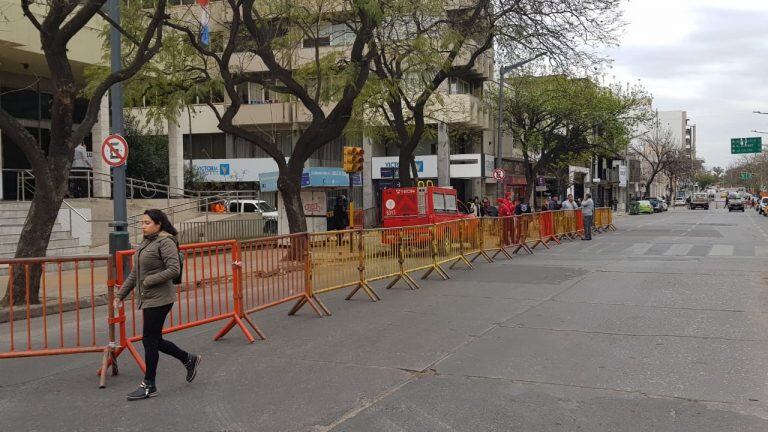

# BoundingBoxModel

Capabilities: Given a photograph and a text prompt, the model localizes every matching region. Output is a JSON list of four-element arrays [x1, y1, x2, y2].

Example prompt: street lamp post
[[495, 53, 546, 199], [108, 0, 130, 259]]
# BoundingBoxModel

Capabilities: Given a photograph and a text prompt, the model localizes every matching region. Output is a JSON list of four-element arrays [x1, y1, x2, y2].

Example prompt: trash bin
[[629, 201, 639, 215]]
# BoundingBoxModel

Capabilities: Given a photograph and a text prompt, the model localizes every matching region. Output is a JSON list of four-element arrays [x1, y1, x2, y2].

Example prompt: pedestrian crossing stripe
[[573, 242, 762, 257]]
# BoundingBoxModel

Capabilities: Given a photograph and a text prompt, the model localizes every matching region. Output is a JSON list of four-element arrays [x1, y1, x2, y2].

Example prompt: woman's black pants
[[142, 303, 189, 382]]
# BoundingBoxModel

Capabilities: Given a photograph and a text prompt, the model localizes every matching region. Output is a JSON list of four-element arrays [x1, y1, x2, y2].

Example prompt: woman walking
[[115, 209, 201, 401]]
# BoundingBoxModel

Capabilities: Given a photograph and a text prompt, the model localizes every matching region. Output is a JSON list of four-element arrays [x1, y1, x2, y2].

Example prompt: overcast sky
[[604, 0, 768, 169]]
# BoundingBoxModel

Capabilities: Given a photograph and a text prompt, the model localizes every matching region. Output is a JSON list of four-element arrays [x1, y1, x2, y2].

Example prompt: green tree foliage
[[494, 75, 650, 204], [695, 172, 719, 190], [123, 115, 169, 185]]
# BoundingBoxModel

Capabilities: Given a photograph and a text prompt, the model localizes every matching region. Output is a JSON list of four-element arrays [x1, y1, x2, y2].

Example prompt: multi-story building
[[633, 109, 697, 199], [127, 2, 501, 224], [0, 0, 110, 200]]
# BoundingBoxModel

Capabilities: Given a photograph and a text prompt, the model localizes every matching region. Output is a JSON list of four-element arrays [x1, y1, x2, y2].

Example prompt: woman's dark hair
[[144, 209, 178, 236]]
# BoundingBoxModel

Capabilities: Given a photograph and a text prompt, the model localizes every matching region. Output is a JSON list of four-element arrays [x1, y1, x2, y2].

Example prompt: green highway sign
[[731, 137, 762, 154], [740, 172, 753, 180]]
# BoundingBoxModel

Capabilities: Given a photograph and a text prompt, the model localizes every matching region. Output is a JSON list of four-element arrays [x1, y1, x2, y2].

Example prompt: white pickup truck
[[689, 193, 709, 210]]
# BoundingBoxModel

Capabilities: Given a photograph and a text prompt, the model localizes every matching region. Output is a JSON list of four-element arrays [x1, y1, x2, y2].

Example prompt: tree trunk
[[277, 166, 307, 234], [398, 152, 415, 187], [2, 168, 68, 306]]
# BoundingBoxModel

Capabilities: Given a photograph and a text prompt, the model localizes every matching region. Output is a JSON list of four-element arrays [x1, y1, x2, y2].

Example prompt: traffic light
[[343, 146, 364, 173]]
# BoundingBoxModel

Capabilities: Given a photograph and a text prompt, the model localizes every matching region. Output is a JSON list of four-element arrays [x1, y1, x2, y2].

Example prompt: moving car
[[637, 200, 654, 214], [689, 193, 709, 210], [673, 197, 686, 206], [727, 194, 745, 212]]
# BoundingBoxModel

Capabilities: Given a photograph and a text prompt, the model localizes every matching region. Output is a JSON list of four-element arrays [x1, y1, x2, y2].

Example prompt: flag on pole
[[196, 0, 210, 46]]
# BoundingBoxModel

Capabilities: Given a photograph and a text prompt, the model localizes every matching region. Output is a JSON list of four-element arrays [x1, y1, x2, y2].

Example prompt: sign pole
[[108, 0, 130, 261]]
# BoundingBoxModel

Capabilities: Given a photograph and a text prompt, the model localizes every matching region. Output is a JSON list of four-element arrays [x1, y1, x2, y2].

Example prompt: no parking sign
[[101, 134, 129, 167]]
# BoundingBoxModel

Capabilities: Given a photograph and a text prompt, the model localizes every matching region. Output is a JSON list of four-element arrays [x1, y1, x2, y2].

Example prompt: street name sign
[[731, 137, 762, 154]]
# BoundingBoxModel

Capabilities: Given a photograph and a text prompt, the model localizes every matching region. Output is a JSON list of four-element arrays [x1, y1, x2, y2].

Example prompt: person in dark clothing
[[115, 209, 201, 401], [480, 198, 491, 217], [331, 196, 349, 230], [514, 199, 532, 215]]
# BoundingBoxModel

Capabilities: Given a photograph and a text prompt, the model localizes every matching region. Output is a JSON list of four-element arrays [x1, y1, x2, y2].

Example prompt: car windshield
[[257, 202, 276, 212]]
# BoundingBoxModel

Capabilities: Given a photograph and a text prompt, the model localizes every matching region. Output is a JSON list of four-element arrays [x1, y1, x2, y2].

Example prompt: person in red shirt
[[497, 198, 512, 245]]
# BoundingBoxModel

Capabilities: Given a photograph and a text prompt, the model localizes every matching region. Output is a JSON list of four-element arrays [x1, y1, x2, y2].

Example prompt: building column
[[91, 95, 111, 198], [167, 120, 184, 196], [437, 122, 450, 187]]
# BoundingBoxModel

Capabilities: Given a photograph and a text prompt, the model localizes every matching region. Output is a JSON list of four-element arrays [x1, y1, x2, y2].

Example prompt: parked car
[[657, 197, 669, 212], [647, 197, 663, 213], [689, 193, 709, 210], [227, 199, 279, 233], [637, 200, 654, 214], [673, 197, 686, 206], [727, 194, 745, 212]]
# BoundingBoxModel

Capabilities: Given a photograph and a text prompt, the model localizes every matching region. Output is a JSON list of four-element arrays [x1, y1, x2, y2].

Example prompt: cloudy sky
[[605, 0, 768, 169]]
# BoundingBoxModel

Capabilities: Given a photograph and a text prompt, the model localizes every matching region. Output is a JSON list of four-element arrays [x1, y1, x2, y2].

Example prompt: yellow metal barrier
[[477, 217, 505, 260], [521, 213, 545, 249], [308, 229, 378, 314]]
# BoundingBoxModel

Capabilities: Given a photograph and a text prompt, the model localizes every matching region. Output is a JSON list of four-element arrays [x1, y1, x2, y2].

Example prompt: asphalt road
[[3, 206, 768, 431]]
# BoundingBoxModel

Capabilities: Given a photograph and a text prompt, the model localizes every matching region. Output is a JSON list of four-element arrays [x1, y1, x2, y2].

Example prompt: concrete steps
[[0, 237, 81, 254], [0, 202, 84, 266], [0, 223, 67, 235]]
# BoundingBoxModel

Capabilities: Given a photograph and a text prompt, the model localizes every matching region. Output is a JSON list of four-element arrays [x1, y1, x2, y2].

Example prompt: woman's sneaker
[[185, 354, 201, 383], [127, 381, 157, 401]]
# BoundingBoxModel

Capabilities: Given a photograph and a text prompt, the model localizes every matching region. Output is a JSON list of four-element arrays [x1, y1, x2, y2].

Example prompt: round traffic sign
[[492, 168, 505, 180], [101, 134, 129, 167]]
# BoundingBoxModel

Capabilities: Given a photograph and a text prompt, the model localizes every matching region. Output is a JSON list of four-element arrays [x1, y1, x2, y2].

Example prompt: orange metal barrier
[[538, 211, 560, 247], [0, 255, 118, 387], [575, 208, 585, 235], [115, 240, 255, 373], [241, 234, 325, 318]]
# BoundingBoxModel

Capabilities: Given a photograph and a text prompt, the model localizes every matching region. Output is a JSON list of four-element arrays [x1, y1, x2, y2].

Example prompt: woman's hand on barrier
[[113, 298, 124, 310]]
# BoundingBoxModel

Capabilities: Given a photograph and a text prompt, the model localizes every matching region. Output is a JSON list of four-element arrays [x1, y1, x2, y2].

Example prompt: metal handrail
[[4, 168, 259, 201]]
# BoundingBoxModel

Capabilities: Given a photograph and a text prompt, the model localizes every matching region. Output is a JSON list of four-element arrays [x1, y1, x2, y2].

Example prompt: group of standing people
[[465, 193, 594, 240]]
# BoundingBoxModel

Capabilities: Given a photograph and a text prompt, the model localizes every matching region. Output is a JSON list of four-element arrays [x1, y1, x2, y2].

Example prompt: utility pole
[[108, 0, 130, 258], [495, 53, 546, 199]]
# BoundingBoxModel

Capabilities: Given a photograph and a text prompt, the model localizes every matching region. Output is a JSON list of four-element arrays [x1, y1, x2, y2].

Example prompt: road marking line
[[625, 243, 653, 255], [708, 244, 734, 256], [663, 244, 693, 256]]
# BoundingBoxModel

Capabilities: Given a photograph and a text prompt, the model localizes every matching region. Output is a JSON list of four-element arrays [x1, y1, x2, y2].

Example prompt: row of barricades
[[0, 208, 615, 386]]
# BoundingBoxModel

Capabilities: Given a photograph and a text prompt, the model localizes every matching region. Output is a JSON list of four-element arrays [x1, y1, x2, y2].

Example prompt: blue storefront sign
[[259, 167, 353, 192]]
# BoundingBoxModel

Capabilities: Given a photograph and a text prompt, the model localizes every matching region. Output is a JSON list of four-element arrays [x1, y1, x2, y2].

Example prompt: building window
[[183, 133, 226, 159], [448, 77, 470, 95], [303, 24, 331, 48]]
